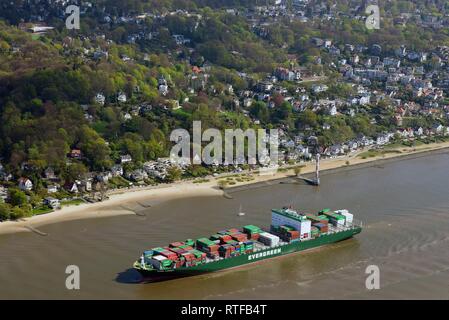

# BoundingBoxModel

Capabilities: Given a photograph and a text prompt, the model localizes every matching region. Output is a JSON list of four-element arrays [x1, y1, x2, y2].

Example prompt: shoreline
[[1, 140, 449, 235]]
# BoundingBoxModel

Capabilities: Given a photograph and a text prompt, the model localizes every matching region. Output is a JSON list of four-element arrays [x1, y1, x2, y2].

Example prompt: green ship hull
[[134, 226, 362, 278]]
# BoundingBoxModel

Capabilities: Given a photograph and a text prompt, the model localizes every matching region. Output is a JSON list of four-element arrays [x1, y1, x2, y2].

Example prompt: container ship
[[133, 208, 362, 278]]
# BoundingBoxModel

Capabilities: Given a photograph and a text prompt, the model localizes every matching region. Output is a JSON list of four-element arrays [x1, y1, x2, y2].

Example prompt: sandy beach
[[1, 140, 449, 235]]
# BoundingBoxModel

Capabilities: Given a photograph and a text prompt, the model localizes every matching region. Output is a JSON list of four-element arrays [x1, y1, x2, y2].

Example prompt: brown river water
[[1, 151, 449, 299]]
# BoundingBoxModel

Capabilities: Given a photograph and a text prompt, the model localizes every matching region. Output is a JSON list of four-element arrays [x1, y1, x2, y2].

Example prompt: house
[[120, 154, 132, 164], [0, 185, 8, 203], [117, 92, 127, 103], [432, 124, 444, 134], [415, 127, 424, 136], [376, 134, 391, 145], [347, 141, 359, 151], [78, 179, 92, 192], [311, 84, 328, 93], [128, 169, 148, 182], [1, 173, 13, 182], [328, 105, 337, 116], [47, 185, 59, 194], [44, 167, 56, 180], [95, 173, 111, 183], [70, 149, 82, 159], [94, 93, 106, 106], [43, 197, 61, 209], [111, 165, 124, 177], [159, 84, 169, 96], [18, 177, 33, 191], [64, 182, 79, 193]]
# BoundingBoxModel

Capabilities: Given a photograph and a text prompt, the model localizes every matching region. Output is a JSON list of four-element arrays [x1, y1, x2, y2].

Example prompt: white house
[[120, 154, 132, 164], [47, 185, 59, 193], [65, 182, 79, 193], [44, 197, 61, 209], [312, 84, 329, 93], [415, 127, 424, 136], [117, 92, 127, 103], [18, 178, 33, 191], [111, 165, 124, 177], [95, 93, 106, 106]]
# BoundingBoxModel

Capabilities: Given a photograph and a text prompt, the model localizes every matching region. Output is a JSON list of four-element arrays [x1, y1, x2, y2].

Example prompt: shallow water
[[1, 152, 449, 299]]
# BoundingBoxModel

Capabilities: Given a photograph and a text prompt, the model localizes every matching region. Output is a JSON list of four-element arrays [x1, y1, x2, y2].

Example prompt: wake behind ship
[[133, 208, 362, 278]]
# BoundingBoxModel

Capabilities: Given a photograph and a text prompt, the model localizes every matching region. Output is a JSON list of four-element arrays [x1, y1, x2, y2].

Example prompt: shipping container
[[243, 225, 262, 233], [143, 250, 154, 257]]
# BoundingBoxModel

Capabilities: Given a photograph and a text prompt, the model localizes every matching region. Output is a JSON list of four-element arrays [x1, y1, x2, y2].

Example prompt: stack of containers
[[185, 239, 195, 247], [275, 225, 300, 242], [335, 209, 353, 226], [149, 255, 173, 270], [243, 225, 262, 240], [196, 238, 220, 258], [169, 241, 185, 248], [218, 234, 232, 243], [307, 213, 329, 234], [230, 232, 248, 242], [313, 222, 328, 233], [219, 244, 235, 258], [311, 226, 320, 238], [286, 230, 300, 242], [191, 249, 207, 263], [243, 241, 254, 253], [159, 249, 178, 261], [258, 232, 280, 247], [316, 215, 329, 222], [322, 211, 346, 227]]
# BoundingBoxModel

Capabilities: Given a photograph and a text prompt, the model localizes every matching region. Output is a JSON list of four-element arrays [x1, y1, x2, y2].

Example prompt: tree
[[249, 101, 270, 124], [0, 203, 11, 221], [297, 110, 318, 128], [9, 189, 27, 207], [64, 162, 88, 182], [165, 166, 182, 182]]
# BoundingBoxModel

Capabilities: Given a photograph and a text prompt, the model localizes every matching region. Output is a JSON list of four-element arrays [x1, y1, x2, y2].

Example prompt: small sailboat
[[237, 205, 245, 216]]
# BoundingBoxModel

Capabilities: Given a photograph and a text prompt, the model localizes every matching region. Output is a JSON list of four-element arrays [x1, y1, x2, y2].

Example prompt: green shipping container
[[243, 225, 262, 233]]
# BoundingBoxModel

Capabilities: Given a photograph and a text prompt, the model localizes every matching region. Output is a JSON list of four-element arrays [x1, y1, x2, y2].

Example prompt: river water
[[1, 151, 449, 299]]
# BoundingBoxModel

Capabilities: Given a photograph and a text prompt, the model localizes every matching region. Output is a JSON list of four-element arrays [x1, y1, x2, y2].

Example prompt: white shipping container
[[150, 255, 168, 269]]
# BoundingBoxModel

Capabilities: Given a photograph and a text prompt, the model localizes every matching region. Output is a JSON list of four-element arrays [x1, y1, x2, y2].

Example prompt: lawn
[[61, 199, 85, 207], [32, 206, 53, 215]]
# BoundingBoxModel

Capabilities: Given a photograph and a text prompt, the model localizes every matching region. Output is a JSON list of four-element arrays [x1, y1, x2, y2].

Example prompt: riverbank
[[1, 140, 449, 235]]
